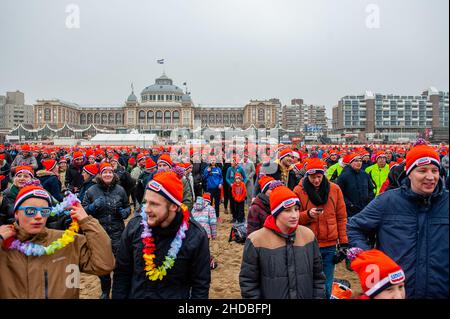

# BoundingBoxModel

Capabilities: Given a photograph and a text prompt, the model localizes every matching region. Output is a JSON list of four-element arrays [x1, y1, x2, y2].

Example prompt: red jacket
[[231, 182, 247, 203], [294, 180, 348, 248]]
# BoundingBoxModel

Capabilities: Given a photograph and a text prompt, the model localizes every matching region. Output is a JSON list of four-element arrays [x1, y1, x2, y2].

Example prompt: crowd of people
[[0, 139, 448, 299]]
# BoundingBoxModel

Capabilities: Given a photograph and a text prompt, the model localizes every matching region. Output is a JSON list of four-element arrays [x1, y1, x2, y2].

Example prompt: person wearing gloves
[[0, 185, 114, 298], [294, 158, 348, 299], [347, 248, 406, 299], [82, 162, 130, 299], [239, 182, 326, 299], [347, 140, 449, 299]]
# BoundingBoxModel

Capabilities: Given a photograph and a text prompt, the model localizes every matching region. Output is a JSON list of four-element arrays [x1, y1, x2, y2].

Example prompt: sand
[[80, 207, 362, 299]]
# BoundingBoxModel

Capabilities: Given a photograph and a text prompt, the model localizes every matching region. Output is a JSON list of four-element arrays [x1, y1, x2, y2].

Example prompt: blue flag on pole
[[157, 59, 164, 64]]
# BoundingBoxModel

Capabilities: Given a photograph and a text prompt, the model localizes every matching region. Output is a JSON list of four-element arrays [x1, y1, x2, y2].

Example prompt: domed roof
[[182, 94, 192, 102], [127, 92, 138, 102], [141, 73, 184, 95]]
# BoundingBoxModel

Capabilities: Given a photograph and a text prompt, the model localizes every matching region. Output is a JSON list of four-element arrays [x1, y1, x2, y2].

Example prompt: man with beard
[[112, 171, 210, 299]]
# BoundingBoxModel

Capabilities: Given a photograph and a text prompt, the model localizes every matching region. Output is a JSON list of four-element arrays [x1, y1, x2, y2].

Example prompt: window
[[173, 111, 180, 123], [139, 111, 146, 123], [94, 113, 100, 124], [156, 111, 163, 124], [258, 108, 265, 121], [164, 111, 171, 123], [147, 111, 154, 122], [87, 113, 93, 124], [44, 108, 51, 121]]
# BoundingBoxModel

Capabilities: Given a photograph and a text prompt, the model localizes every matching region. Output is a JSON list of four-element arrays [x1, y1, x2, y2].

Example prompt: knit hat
[[375, 151, 387, 161], [343, 153, 362, 165], [202, 193, 212, 204], [21, 144, 31, 152], [128, 157, 136, 165], [235, 172, 243, 180], [157, 154, 173, 169], [292, 151, 300, 159], [145, 158, 157, 170], [42, 159, 57, 171], [137, 153, 146, 163], [269, 185, 300, 218], [58, 157, 67, 164], [279, 148, 293, 161], [14, 165, 34, 178], [0, 154, 5, 160], [100, 162, 113, 174], [258, 176, 275, 194], [83, 163, 99, 176], [305, 158, 326, 175], [146, 171, 183, 207], [85, 150, 94, 158], [14, 185, 53, 211], [73, 151, 84, 160], [348, 248, 405, 298], [111, 154, 120, 163], [405, 141, 440, 176]]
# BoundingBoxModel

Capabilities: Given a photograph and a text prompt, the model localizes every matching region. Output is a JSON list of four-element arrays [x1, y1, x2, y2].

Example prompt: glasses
[[18, 206, 52, 218]]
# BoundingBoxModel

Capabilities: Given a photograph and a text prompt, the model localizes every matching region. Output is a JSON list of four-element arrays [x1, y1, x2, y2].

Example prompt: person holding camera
[[82, 162, 130, 299], [294, 158, 348, 299]]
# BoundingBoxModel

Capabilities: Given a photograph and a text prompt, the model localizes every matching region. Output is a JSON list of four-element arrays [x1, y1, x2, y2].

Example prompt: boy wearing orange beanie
[[231, 173, 247, 223]]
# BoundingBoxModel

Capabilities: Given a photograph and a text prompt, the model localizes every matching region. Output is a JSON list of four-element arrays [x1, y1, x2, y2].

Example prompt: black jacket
[[112, 211, 211, 299], [0, 161, 10, 191], [65, 164, 84, 192], [115, 166, 136, 198], [37, 170, 64, 202], [81, 175, 130, 254], [193, 162, 208, 189], [0, 185, 18, 225], [78, 175, 96, 203], [336, 166, 375, 217], [135, 170, 154, 204]]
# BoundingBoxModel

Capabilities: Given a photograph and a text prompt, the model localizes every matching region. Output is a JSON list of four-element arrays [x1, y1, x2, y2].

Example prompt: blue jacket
[[203, 166, 223, 190], [37, 171, 63, 202], [226, 166, 247, 186], [347, 176, 449, 299], [336, 166, 375, 217]]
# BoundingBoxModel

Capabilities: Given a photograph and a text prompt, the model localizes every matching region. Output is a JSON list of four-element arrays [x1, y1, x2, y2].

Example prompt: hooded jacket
[[191, 200, 217, 239], [65, 164, 84, 192], [239, 215, 326, 299], [347, 176, 449, 299], [112, 212, 211, 299], [36, 170, 63, 202], [247, 193, 270, 236], [0, 216, 115, 299]]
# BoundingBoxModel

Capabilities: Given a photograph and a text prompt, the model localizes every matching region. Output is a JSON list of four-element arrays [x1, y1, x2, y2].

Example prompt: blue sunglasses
[[18, 206, 52, 218]]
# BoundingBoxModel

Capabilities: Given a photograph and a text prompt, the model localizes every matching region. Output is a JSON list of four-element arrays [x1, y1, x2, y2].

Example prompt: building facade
[[282, 99, 327, 133], [332, 88, 449, 141], [0, 91, 34, 130]]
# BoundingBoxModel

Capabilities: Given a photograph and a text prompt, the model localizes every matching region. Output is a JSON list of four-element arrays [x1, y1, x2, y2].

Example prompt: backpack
[[228, 221, 247, 244]]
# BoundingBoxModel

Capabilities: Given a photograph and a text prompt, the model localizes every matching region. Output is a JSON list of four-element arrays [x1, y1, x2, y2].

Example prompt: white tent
[[90, 133, 158, 147]]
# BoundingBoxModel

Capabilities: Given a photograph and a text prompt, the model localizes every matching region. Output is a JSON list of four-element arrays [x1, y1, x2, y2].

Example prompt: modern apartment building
[[282, 99, 327, 133], [0, 91, 34, 130]]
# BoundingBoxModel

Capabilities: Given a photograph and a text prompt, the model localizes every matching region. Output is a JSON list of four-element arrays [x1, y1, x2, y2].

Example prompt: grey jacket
[[239, 225, 326, 299]]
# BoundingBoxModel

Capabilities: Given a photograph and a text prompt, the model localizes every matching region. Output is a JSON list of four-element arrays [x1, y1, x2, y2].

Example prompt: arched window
[[209, 114, 215, 125], [87, 113, 93, 124], [216, 114, 222, 125], [115, 113, 122, 124], [173, 111, 180, 123], [223, 114, 229, 125], [164, 111, 171, 123], [231, 114, 236, 123], [201, 114, 207, 124], [258, 108, 265, 121], [101, 113, 107, 124], [108, 113, 114, 125], [44, 108, 51, 121], [156, 111, 163, 124], [147, 111, 154, 123], [80, 113, 86, 125], [139, 110, 146, 124], [237, 114, 243, 124], [94, 113, 100, 124]]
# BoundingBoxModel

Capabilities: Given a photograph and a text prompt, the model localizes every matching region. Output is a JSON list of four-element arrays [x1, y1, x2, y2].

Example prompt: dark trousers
[[232, 200, 245, 223], [194, 182, 203, 198], [223, 182, 230, 210], [209, 188, 221, 218]]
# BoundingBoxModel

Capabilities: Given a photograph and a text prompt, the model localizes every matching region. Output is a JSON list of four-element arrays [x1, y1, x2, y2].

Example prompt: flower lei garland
[[5, 193, 81, 257], [140, 203, 190, 281]]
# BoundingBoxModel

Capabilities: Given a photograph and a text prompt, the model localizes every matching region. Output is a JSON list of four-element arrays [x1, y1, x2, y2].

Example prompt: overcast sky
[[0, 0, 448, 117]]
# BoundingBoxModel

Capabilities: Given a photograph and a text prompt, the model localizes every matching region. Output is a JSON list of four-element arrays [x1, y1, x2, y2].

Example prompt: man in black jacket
[[112, 171, 210, 299], [192, 152, 208, 198], [65, 151, 85, 194]]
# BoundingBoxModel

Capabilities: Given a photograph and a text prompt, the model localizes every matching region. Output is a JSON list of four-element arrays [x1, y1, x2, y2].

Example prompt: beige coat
[[0, 216, 115, 299]]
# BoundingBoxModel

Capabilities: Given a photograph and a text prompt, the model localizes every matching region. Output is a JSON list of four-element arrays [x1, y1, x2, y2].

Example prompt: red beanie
[[145, 158, 157, 170], [14, 165, 34, 178], [235, 172, 243, 180], [100, 162, 113, 174], [157, 154, 173, 168], [278, 148, 293, 161], [343, 153, 362, 165], [202, 192, 212, 204], [0, 154, 5, 160], [375, 151, 387, 161], [58, 157, 67, 164], [305, 158, 326, 175], [349, 248, 405, 298], [405, 144, 440, 176], [21, 144, 31, 152], [269, 185, 300, 218], [42, 159, 57, 171], [73, 151, 84, 160], [83, 163, 99, 176], [111, 154, 120, 162], [14, 185, 53, 211], [146, 171, 183, 207], [258, 176, 275, 193], [137, 153, 146, 162], [128, 157, 136, 165]]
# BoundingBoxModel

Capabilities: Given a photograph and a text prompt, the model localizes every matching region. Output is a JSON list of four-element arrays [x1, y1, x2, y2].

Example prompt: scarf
[[263, 215, 297, 236], [302, 175, 330, 206]]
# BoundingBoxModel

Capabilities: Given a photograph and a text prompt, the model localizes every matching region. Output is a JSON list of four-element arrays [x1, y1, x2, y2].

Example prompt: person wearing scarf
[[294, 158, 348, 299], [239, 181, 326, 299]]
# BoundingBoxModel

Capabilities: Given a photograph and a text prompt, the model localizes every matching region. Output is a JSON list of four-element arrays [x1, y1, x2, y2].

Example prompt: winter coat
[[65, 164, 84, 192], [36, 170, 63, 202], [347, 176, 449, 299], [0, 184, 19, 225], [203, 166, 223, 190], [11, 155, 38, 171], [441, 154, 449, 175], [365, 163, 390, 196], [231, 181, 247, 203], [78, 175, 96, 203], [226, 165, 247, 186], [0, 161, 10, 191], [81, 175, 130, 255], [336, 166, 375, 217], [191, 201, 217, 239], [326, 161, 344, 182], [115, 166, 136, 198], [0, 151, 13, 165], [193, 161, 208, 188], [182, 176, 193, 212], [112, 212, 211, 299], [294, 180, 348, 248], [247, 193, 270, 236], [241, 160, 255, 200], [239, 222, 326, 299], [253, 162, 299, 196], [384, 162, 406, 192], [135, 170, 154, 204], [0, 216, 115, 298]]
